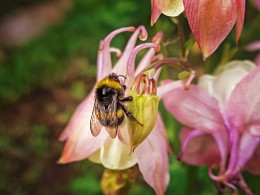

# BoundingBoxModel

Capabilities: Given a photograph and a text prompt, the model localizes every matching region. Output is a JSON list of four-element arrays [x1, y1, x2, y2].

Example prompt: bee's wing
[[104, 95, 118, 138], [105, 126, 118, 138], [90, 100, 102, 137]]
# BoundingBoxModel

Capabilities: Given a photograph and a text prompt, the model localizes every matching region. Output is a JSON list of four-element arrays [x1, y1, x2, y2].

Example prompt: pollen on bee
[[95, 111, 100, 118], [96, 78, 122, 89], [116, 109, 123, 117]]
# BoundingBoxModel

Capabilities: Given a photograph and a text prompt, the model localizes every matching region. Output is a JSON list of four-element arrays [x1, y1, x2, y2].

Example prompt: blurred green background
[[0, 0, 260, 194]]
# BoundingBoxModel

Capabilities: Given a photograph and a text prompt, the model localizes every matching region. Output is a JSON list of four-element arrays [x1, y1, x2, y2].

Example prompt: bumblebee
[[90, 73, 142, 138]]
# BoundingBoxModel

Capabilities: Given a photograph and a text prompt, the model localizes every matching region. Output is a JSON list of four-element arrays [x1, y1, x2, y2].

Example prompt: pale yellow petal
[[100, 137, 138, 170], [162, 0, 184, 17]]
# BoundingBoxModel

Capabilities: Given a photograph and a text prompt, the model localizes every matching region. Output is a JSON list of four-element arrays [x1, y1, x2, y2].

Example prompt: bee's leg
[[120, 96, 133, 102], [119, 104, 143, 126]]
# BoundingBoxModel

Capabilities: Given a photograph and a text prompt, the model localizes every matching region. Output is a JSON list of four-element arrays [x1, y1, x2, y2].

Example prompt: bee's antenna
[[117, 75, 126, 80]]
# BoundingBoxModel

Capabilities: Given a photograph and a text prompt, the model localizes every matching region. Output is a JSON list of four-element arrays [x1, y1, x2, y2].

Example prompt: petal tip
[[150, 17, 156, 27], [57, 157, 66, 164], [202, 53, 209, 61], [154, 44, 161, 52], [137, 26, 148, 41], [152, 32, 163, 43], [129, 26, 136, 32]]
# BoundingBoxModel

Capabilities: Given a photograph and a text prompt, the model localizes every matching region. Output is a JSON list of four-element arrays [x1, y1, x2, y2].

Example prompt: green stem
[[152, 58, 192, 72], [177, 15, 186, 59]]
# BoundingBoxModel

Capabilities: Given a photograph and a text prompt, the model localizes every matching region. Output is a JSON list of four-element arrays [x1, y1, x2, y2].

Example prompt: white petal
[[99, 137, 138, 170], [198, 75, 215, 96], [199, 60, 256, 109]]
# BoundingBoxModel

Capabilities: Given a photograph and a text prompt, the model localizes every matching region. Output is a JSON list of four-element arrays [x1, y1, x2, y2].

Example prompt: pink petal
[[235, 0, 245, 43], [183, 0, 237, 58], [244, 143, 260, 174], [135, 32, 163, 76], [246, 41, 260, 51], [126, 42, 160, 88], [163, 84, 229, 168], [127, 43, 160, 78], [151, 0, 162, 26], [237, 131, 260, 171], [237, 174, 254, 195], [157, 79, 185, 99], [97, 26, 135, 81], [199, 60, 255, 109], [246, 42, 260, 65], [255, 54, 260, 66], [227, 66, 260, 134], [253, 0, 260, 11], [58, 90, 109, 163], [178, 128, 204, 161], [179, 128, 222, 166], [135, 114, 169, 194], [59, 128, 108, 163], [113, 26, 147, 75], [162, 85, 225, 132], [59, 89, 95, 141]]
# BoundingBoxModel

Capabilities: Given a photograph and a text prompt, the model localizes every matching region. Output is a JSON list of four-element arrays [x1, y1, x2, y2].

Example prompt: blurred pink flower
[[246, 41, 260, 66], [163, 60, 260, 194], [58, 26, 180, 194], [151, 0, 246, 59], [253, 0, 260, 10]]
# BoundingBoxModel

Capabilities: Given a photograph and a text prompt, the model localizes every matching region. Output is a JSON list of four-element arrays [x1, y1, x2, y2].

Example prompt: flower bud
[[101, 166, 139, 195], [127, 74, 159, 152]]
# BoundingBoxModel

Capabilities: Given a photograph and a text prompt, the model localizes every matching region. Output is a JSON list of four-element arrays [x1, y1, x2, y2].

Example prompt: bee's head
[[108, 73, 126, 83], [100, 86, 114, 96]]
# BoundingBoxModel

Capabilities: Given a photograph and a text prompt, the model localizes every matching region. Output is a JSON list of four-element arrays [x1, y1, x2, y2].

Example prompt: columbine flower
[[58, 26, 171, 194], [162, 60, 260, 194], [151, 0, 246, 59]]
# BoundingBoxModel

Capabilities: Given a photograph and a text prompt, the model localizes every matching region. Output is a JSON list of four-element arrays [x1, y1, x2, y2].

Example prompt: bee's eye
[[102, 87, 114, 96], [102, 88, 108, 95]]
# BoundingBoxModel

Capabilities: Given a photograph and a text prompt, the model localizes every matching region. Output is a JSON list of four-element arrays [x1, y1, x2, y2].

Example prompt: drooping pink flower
[[183, 0, 245, 59], [163, 60, 260, 194], [58, 26, 182, 194], [151, 0, 246, 59]]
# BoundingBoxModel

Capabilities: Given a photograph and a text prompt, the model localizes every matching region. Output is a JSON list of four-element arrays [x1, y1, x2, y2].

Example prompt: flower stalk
[[151, 57, 195, 89], [177, 15, 186, 59]]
